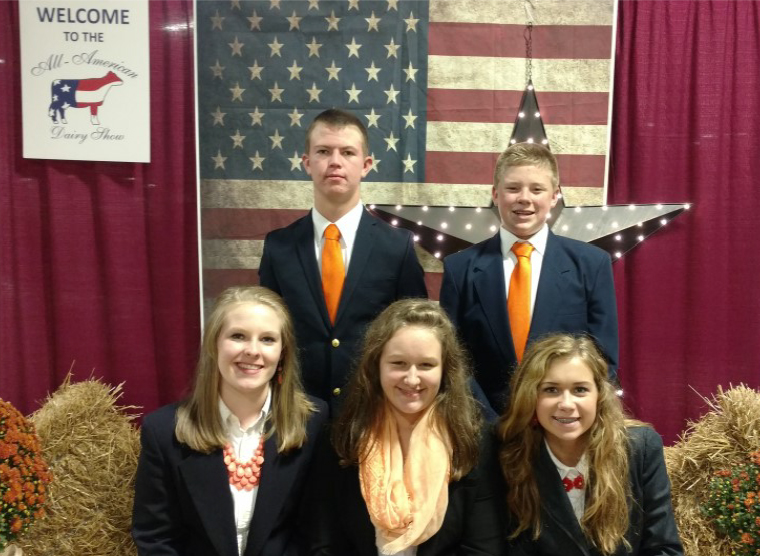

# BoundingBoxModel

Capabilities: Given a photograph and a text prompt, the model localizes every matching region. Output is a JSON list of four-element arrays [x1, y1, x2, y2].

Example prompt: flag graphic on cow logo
[[49, 71, 124, 125], [196, 0, 615, 300]]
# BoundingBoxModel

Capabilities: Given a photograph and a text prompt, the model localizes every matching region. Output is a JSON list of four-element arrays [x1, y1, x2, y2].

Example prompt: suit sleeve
[[395, 233, 428, 299], [439, 257, 460, 327], [259, 235, 281, 294], [459, 432, 508, 556], [587, 253, 619, 381], [440, 258, 499, 422], [289, 401, 329, 556], [636, 428, 684, 556], [301, 426, 344, 556], [132, 418, 184, 556]]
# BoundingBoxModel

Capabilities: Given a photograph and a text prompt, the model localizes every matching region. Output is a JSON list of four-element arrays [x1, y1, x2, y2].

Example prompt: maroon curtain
[[611, 0, 760, 443], [0, 0, 200, 416]]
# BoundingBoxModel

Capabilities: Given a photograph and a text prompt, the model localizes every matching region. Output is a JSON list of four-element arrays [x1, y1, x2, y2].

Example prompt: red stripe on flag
[[425, 152, 498, 186], [76, 74, 118, 91], [203, 208, 307, 240], [76, 81, 104, 91], [556, 154, 607, 187], [205, 269, 443, 301], [204, 269, 260, 299], [429, 23, 613, 59], [428, 90, 610, 125], [425, 152, 605, 187]]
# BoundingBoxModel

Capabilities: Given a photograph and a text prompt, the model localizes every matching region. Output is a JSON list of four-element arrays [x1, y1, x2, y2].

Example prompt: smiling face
[[492, 164, 558, 239], [216, 302, 282, 406], [303, 123, 372, 216], [536, 355, 599, 464], [379, 325, 443, 428]]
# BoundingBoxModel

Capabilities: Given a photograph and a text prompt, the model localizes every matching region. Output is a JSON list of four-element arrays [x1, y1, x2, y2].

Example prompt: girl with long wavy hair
[[498, 333, 682, 556], [308, 298, 505, 555], [133, 286, 327, 556]]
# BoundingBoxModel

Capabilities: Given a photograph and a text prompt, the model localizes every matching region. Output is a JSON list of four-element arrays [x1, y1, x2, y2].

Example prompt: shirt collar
[[544, 438, 589, 479], [218, 388, 272, 434], [311, 201, 364, 246], [499, 223, 549, 259]]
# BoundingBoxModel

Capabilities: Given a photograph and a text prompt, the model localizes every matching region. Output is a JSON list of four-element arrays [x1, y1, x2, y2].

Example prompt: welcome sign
[[19, 0, 150, 162]]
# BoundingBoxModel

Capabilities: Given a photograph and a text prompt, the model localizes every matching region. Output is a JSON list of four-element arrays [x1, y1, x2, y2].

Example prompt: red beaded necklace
[[223, 436, 265, 491]]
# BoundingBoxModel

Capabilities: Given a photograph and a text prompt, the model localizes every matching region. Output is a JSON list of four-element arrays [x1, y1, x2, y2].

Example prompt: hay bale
[[17, 377, 140, 556], [664, 385, 760, 556]]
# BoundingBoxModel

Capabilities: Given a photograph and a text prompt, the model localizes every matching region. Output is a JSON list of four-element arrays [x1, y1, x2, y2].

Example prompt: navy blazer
[[510, 427, 683, 556], [440, 230, 618, 414], [306, 430, 507, 556], [259, 208, 428, 413], [132, 398, 328, 556]]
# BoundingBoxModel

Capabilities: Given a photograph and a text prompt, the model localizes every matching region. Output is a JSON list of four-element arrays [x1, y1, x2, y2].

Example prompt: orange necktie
[[508, 241, 534, 362], [322, 223, 345, 324]]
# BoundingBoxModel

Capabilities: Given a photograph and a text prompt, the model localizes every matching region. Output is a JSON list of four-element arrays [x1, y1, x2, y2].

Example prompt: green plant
[[703, 451, 760, 555]]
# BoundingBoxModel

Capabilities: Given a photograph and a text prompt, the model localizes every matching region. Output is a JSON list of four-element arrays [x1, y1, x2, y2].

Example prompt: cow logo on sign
[[49, 71, 123, 125]]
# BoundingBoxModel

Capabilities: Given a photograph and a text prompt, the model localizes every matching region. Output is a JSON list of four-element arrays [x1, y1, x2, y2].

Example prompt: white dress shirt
[[545, 439, 589, 523], [219, 391, 272, 556], [499, 224, 550, 319], [312, 201, 364, 273]]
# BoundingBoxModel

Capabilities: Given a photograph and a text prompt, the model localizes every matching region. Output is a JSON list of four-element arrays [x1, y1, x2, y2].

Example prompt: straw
[[17, 376, 140, 556]]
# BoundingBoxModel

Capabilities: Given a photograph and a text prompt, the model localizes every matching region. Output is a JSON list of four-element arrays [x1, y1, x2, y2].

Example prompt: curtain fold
[[0, 0, 200, 416], [610, 0, 760, 443]]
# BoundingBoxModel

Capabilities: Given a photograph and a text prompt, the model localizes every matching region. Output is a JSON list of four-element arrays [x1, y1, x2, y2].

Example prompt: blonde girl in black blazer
[[132, 286, 327, 556], [498, 334, 683, 556]]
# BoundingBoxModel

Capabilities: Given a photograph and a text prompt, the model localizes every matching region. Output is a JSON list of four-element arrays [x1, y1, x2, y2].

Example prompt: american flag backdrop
[[197, 0, 615, 300]]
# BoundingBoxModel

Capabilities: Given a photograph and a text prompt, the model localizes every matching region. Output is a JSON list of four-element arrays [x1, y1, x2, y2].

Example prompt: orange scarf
[[359, 404, 451, 554]]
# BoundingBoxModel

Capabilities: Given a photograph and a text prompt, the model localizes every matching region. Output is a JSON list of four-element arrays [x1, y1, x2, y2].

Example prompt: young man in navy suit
[[439, 143, 618, 415], [259, 109, 428, 414]]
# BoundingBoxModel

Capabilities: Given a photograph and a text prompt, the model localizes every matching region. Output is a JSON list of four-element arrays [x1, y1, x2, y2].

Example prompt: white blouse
[[219, 392, 271, 556], [545, 440, 589, 523]]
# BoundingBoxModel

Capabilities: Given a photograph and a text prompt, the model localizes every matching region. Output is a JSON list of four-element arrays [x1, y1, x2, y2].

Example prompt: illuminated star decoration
[[369, 80, 690, 260]]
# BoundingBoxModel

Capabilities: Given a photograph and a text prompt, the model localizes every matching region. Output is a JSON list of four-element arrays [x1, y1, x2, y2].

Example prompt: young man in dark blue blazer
[[259, 109, 428, 414], [440, 143, 619, 415]]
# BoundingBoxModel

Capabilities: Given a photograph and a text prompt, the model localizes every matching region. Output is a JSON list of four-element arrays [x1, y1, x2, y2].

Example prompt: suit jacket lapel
[[535, 442, 592, 556], [472, 234, 514, 365], [180, 450, 239, 556], [294, 212, 332, 329], [244, 434, 300, 556], [530, 231, 569, 341], [334, 209, 375, 327]]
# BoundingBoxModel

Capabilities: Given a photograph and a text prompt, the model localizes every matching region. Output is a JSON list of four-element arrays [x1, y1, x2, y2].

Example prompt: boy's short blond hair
[[493, 143, 559, 189]]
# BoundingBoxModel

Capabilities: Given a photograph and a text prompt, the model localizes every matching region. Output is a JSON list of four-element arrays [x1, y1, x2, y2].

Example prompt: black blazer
[[306, 430, 507, 556], [259, 208, 428, 413], [440, 231, 619, 414], [132, 398, 328, 556], [509, 426, 683, 556]]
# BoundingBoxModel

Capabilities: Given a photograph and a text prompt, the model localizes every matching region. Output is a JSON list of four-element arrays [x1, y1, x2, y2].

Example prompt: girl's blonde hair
[[175, 286, 315, 453], [498, 334, 639, 555]]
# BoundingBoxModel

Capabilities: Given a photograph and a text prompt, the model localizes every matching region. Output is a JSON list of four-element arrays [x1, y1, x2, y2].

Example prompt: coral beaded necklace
[[223, 435, 265, 491]]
